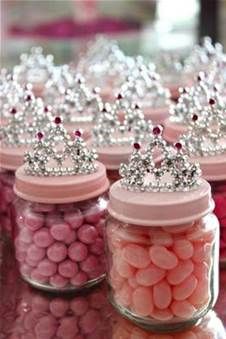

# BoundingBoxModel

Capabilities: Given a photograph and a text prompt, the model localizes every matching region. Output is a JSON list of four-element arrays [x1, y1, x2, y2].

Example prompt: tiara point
[[54, 116, 62, 125]]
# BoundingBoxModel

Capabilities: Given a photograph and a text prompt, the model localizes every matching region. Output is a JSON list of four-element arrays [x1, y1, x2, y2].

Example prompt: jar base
[[22, 274, 106, 293], [109, 296, 210, 333]]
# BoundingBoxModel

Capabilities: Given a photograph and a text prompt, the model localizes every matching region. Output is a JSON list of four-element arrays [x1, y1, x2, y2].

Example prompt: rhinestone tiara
[[92, 99, 152, 147], [120, 125, 201, 192], [13, 46, 55, 83], [24, 117, 97, 177], [56, 75, 102, 124], [170, 72, 224, 123], [120, 60, 170, 108], [180, 98, 226, 157], [0, 88, 53, 146]]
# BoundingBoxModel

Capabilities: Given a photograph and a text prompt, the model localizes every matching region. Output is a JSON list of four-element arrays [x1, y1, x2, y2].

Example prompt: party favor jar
[[106, 126, 219, 333], [14, 117, 109, 292], [0, 87, 51, 238], [180, 99, 226, 266], [92, 100, 152, 184]]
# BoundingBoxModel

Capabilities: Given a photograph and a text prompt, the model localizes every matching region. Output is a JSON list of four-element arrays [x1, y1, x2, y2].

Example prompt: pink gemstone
[[133, 142, 140, 150], [153, 126, 162, 135], [25, 94, 32, 102], [175, 142, 182, 151], [77, 224, 98, 244], [192, 114, 198, 122], [54, 116, 61, 124], [74, 130, 82, 137], [44, 106, 49, 113], [117, 93, 123, 100], [10, 107, 17, 114], [209, 98, 215, 105], [68, 241, 88, 262], [37, 132, 44, 141], [47, 242, 68, 263], [58, 259, 79, 278]]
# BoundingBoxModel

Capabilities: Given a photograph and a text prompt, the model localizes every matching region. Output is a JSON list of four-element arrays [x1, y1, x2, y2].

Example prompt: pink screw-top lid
[[14, 117, 109, 203], [193, 153, 226, 181], [15, 161, 109, 204], [108, 179, 213, 226], [108, 125, 214, 226], [96, 144, 133, 170], [0, 145, 27, 171], [142, 105, 170, 125], [163, 117, 187, 143]]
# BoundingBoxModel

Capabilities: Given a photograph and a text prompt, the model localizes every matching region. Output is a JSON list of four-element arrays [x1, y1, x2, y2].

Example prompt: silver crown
[[56, 75, 102, 124], [184, 37, 224, 73], [170, 72, 224, 123], [92, 100, 152, 147], [155, 52, 187, 83], [77, 36, 131, 89], [13, 46, 55, 84], [180, 98, 226, 157], [120, 126, 201, 192], [0, 91, 52, 146], [120, 60, 170, 108], [24, 117, 97, 176]]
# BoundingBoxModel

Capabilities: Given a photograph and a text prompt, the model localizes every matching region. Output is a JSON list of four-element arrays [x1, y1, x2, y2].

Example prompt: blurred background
[[1, 0, 226, 66]]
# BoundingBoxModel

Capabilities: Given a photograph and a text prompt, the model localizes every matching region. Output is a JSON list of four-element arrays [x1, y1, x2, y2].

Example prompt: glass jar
[[209, 180, 226, 266], [14, 161, 109, 292], [0, 169, 15, 238], [106, 179, 219, 332]]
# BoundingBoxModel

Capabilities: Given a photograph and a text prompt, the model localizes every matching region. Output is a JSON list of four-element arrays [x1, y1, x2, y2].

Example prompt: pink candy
[[107, 215, 217, 323], [0, 170, 15, 237], [15, 197, 106, 290]]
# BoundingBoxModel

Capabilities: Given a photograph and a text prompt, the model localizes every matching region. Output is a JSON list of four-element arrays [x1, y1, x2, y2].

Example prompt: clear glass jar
[[111, 311, 226, 339], [210, 180, 226, 267], [0, 169, 15, 238], [106, 214, 219, 332], [14, 195, 108, 292]]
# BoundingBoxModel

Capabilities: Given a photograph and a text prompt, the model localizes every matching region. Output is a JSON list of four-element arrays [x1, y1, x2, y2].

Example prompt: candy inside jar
[[14, 117, 109, 292], [105, 127, 219, 332]]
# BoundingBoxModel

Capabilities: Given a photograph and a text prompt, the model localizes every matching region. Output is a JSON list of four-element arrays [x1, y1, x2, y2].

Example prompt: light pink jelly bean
[[110, 267, 125, 290], [153, 280, 172, 310], [68, 242, 88, 262], [64, 228, 77, 245], [173, 274, 198, 301], [149, 230, 173, 247], [20, 228, 33, 244], [192, 243, 212, 263], [132, 287, 154, 316], [24, 210, 44, 231], [64, 209, 84, 229], [57, 316, 79, 337], [128, 276, 139, 289], [30, 270, 49, 284], [33, 228, 54, 248], [26, 256, 39, 267], [20, 264, 33, 276], [171, 300, 197, 319], [122, 244, 150, 269], [79, 310, 101, 334], [115, 282, 133, 307], [114, 254, 135, 279], [70, 272, 88, 286], [49, 274, 68, 288], [49, 298, 69, 317], [27, 244, 46, 261], [188, 278, 210, 306], [77, 224, 98, 244], [58, 259, 78, 278], [50, 222, 72, 241], [136, 263, 166, 286], [34, 315, 57, 338], [193, 262, 209, 280], [151, 308, 174, 321], [30, 294, 49, 313], [47, 242, 68, 263], [167, 260, 194, 285], [149, 245, 178, 270], [70, 297, 89, 316], [173, 240, 194, 260], [38, 259, 57, 277]]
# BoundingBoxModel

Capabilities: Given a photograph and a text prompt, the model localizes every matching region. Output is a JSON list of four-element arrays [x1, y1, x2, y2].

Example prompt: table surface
[[1, 241, 226, 339]]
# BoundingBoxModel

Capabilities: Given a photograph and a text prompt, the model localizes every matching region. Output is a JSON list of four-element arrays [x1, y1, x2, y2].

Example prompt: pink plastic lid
[[0, 145, 27, 171], [108, 179, 214, 226], [14, 161, 109, 203], [193, 153, 226, 181], [163, 117, 187, 143], [96, 145, 132, 170], [142, 106, 170, 124]]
